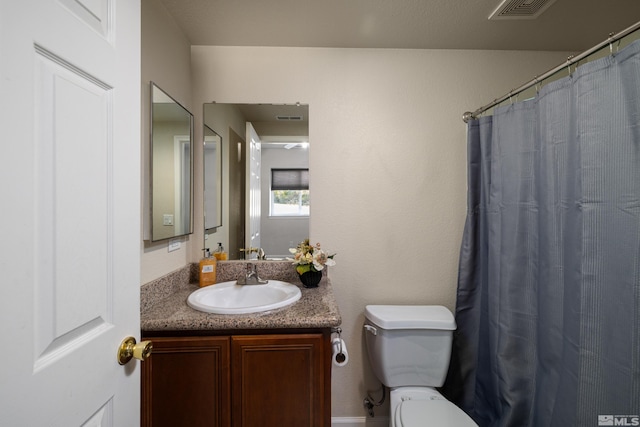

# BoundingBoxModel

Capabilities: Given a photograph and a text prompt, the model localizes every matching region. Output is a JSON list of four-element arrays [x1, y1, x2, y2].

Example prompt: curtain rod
[[463, 20, 640, 123]]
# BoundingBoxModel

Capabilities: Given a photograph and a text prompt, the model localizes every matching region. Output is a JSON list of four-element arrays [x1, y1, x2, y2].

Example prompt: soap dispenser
[[199, 248, 217, 287], [213, 242, 228, 261]]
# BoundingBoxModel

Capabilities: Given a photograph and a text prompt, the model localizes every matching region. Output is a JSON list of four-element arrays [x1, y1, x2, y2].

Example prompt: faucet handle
[[239, 247, 258, 260]]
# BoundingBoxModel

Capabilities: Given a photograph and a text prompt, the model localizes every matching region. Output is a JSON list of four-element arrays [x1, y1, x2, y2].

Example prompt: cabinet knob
[[117, 336, 153, 365]]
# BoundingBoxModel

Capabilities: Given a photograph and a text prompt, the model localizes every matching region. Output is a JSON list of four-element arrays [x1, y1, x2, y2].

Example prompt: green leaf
[[296, 264, 312, 275]]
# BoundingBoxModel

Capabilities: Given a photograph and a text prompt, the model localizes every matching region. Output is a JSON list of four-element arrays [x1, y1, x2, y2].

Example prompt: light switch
[[163, 214, 174, 225]]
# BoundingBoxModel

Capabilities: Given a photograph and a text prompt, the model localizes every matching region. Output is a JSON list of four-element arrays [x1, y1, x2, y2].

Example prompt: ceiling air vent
[[276, 115, 303, 121], [489, 0, 557, 20]]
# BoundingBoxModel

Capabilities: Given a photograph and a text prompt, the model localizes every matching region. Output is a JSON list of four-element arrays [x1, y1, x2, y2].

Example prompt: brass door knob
[[117, 336, 153, 365]]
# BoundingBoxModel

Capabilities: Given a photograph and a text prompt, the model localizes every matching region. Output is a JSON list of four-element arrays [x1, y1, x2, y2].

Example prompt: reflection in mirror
[[204, 125, 222, 230], [203, 103, 309, 260], [150, 82, 193, 242]]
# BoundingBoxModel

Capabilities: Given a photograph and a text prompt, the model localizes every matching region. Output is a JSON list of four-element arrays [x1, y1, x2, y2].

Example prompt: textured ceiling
[[160, 0, 640, 52]]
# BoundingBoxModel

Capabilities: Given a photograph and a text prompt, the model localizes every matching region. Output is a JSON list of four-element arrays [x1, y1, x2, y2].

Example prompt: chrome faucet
[[236, 263, 268, 285]]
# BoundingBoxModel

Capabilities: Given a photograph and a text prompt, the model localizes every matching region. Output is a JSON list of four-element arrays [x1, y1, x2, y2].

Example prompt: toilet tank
[[364, 305, 456, 388]]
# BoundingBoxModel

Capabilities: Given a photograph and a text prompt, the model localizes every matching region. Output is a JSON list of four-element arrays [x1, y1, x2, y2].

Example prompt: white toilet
[[364, 305, 477, 427]]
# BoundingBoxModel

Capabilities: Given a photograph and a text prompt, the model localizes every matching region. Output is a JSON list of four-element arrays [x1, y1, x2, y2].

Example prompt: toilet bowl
[[364, 305, 477, 427]]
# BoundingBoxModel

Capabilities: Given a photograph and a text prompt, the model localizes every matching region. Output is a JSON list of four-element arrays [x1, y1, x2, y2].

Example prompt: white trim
[[331, 416, 389, 427], [173, 135, 190, 233]]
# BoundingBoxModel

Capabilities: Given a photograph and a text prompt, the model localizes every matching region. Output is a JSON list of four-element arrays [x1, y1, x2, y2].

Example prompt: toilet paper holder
[[332, 327, 346, 364]]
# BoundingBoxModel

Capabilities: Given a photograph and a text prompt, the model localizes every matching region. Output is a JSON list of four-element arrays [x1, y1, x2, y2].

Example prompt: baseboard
[[331, 416, 389, 426]]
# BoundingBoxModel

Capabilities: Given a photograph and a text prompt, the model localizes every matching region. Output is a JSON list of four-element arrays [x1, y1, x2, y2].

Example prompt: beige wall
[[150, 122, 177, 239], [202, 103, 248, 259], [189, 46, 570, 417], [141, 0, 193, 284]]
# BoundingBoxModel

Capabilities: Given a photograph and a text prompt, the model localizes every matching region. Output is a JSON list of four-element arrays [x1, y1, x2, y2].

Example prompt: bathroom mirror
[[150, 82, 194, 242], [204, 103, 309, 260], [204, 125, 222, 230]]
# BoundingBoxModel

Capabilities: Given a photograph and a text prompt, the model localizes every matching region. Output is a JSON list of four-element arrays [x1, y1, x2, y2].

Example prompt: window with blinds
[[270, 168, 309, 216]]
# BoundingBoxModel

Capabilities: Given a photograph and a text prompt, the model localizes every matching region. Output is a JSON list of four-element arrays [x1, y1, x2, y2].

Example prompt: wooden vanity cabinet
[[141, 336, 231, 427], [231, 334, 328, 427], [141, 331, 331, 427]]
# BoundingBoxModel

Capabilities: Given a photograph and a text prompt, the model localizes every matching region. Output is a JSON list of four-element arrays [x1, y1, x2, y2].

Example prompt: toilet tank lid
[[365, 305, 456, 330]]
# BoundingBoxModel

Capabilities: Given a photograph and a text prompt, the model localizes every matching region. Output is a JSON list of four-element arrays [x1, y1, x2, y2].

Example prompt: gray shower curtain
[[442, 39, 640, 427]]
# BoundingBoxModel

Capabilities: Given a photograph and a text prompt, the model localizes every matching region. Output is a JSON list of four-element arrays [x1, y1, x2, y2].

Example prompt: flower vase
[[299, 270, 322, 288]]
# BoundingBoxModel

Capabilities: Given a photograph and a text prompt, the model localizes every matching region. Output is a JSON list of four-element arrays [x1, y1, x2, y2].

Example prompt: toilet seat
[[395, 398, 476, 427]]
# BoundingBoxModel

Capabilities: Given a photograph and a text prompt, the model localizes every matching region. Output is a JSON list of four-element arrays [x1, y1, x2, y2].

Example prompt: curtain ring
[[609, 32, 615, 54], [567, 55, 574, 76]]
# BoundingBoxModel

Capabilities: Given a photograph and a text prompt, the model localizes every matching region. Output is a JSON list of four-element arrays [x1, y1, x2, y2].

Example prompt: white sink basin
[[187, 280, 302, 314]]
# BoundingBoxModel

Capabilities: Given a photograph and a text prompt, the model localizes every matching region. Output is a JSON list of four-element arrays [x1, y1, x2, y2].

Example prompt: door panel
[[57, 0, 111, 38], [0, 0, 141, 425], [33, 46, 113, 371], [142, 336, 231, 427], [231, 334, 327, 427]]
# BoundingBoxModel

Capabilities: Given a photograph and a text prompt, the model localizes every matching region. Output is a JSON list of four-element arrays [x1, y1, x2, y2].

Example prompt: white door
[[0, 0, 141, 426], [246, 122, 262, 256]]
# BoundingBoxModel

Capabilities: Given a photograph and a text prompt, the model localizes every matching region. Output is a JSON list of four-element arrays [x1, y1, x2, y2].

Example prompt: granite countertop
[[140, 261, 342, 332]]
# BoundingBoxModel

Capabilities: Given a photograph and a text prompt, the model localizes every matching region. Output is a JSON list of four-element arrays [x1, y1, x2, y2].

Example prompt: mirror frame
[[203, 125, 223, 231], [149, 82, 194, 242]]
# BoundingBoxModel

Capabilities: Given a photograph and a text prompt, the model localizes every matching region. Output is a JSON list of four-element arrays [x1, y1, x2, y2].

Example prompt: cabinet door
[[231, 334, 328, 427], [142, 336, 231, 427]]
